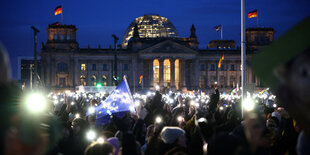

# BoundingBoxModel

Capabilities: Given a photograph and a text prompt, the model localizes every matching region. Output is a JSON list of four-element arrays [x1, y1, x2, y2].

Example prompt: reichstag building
[[40, 14, 274, 91]]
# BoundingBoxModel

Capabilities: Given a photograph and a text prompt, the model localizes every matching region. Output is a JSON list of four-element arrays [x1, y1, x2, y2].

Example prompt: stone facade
[[40, 23, 274, 92]]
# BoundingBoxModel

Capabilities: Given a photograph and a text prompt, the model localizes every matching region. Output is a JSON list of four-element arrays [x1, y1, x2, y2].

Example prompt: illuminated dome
[[122, 14, 179, 48]]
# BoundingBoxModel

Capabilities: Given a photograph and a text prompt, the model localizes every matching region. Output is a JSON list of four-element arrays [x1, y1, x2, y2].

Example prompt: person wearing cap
[[158, 126, 188, 155], [251, 16, 310, 155]]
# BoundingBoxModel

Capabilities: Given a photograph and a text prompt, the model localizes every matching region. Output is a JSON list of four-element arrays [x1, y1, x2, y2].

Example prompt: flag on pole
[[248, 10, 258, 18], [214, 25, 222, 31], [54, 5, 62, 16], [218, 52, 224, 68], [260, 88, 269, 95], [88, 77, 135, 125], [139, 75, 143, 84]]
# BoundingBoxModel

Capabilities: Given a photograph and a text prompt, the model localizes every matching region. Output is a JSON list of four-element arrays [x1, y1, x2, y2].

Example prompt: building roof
[[122, 14, 179, 48], [246, 27, 274, 31]]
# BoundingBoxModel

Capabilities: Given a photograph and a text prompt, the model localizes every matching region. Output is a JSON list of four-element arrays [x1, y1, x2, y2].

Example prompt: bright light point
[[195, 103, 199, 107], [88, 107, 96, 114], [273, 104, 277, 108], [53, 100, 59, 104], [190, 100, 195, 106], [155, 85, 160, 91], [219, 106, 224, 110], [147, 92, 152, 97], [71, 102, 75, 105], [86, 130, 96, 141], [65, 90, 70, 94], [26, 93, 47, 113], [96, 83, 102, 88], [155, 116, 162, 123], [97, 137, 104, 144], [244, 97, 255, 111], [177, 116, 183, 122], [75, 113, 80, 118], [135, 100, 140, 107], [60, 98, 64, 102]]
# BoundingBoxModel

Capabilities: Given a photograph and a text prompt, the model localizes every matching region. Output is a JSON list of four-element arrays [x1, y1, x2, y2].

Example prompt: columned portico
[[159, 59, 164, 87], [170, 58, 175, 89]]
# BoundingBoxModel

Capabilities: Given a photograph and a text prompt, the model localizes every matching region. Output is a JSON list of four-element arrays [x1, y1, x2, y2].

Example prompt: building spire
[[190, 24, 197, 38]]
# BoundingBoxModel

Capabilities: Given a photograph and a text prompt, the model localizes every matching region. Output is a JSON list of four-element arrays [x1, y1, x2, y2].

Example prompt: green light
[[117, 77, 119, 80], [96, 83, 102, 88]]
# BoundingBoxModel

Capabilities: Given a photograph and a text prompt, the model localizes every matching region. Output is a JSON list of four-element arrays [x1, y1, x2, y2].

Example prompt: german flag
[[139, 75, 143, 84], [248, 10, 258, 18], [218, 52, 224, 68], [54, 5, 62, 16]]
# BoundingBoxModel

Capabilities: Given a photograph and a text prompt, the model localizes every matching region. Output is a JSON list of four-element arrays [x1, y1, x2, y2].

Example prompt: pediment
[[139, 40, 198, 54]]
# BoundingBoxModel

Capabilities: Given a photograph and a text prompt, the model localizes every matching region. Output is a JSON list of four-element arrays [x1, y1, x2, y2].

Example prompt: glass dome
[[122, 14, 179, 48]]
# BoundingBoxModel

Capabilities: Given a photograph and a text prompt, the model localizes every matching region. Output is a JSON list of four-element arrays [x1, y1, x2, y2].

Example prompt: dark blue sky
[[0, 0, 309, 80]]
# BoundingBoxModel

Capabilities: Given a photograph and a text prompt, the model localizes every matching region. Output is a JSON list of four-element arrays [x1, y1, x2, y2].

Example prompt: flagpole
[[221, 24, 223, 40], [61, 2, 63, 24], [241, 0, 246, 118], [256, 13, 259, 27]]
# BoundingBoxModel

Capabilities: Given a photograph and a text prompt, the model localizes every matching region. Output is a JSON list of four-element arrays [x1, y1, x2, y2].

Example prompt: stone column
[[159, 59, 164, 87], [132, 56, 137, 91], [51, 59, 56, 87], [74, 58, 79, 86], [194, 58, 200, 89], [108, 60, 113, 86], [170, 58, 175, 89], [46, 58, 51, 87], [181, 59, 186, 88], [149, 59, 154, 88], [138, 59, 144, 88]]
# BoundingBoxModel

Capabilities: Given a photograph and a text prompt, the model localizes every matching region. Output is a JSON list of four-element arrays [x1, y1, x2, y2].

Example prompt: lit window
[[81, 64, 86, 71], [60, 34, 64, 40], [80, 75, 87, 86], [67, 34, 70, 40]]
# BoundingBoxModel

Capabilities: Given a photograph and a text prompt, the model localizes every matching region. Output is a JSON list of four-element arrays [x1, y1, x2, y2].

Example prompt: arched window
[[153, 59, 159, 86], [102, 75, 108, 86], [80, 75, 87, 86], [91, 75, 97, 86], [175, 59, 180, 90], [163, 59, 171, 87]]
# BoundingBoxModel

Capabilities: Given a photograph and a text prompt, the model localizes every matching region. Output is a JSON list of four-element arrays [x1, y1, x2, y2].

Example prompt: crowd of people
[[0, 81, 306, 155]]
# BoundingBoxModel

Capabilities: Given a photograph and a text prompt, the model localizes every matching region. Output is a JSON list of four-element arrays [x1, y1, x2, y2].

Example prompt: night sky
[[0, 0, 309, 80]]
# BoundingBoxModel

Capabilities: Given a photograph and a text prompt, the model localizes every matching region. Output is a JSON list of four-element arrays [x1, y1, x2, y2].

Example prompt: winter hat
[[107, 137, 119, 155], [160, 127, 185, 144]]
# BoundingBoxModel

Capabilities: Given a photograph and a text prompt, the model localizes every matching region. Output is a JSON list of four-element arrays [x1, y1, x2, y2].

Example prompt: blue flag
[[214, 25, 222, 32], [89, 77, 135, 125]]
